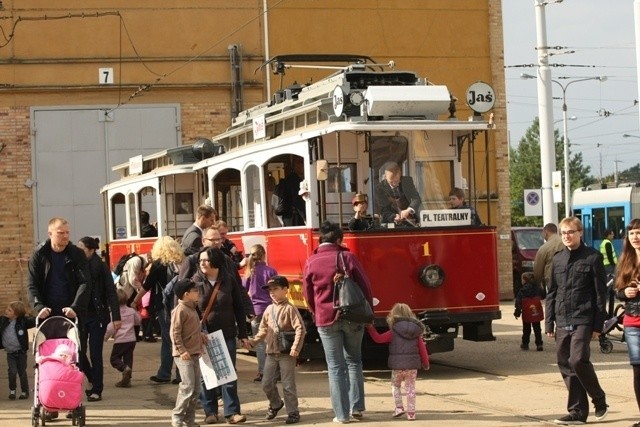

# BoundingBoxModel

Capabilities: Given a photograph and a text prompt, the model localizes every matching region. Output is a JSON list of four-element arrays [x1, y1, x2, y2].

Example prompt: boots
[[115, 366, 132, 388]]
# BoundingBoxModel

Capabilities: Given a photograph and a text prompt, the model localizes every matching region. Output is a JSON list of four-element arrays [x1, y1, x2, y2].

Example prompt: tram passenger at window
[[448, 187, 482, 226], [280, 157, 306, 227], [374, 162, 421, 227], [181, 205, 217, 256], [348, 193, 378, 231], [140, 211, 158, 238]]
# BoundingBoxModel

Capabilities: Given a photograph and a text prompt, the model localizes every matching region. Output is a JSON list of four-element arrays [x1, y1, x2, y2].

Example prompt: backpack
[[521, 295, 544, 323], [162, 274, 179, 314], [113, 253, 141, 277]]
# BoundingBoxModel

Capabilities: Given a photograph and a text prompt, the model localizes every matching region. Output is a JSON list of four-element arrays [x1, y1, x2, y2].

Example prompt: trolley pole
[[534, 0, 558, 225]]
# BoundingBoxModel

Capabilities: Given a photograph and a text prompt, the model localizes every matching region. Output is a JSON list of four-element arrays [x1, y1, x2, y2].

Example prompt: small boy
[[170, 279, 205, 427], [250, 275, 306, 424], [0, 301, 35, 400], [514, 272, 545, 351], [105, 289, 141, 387]]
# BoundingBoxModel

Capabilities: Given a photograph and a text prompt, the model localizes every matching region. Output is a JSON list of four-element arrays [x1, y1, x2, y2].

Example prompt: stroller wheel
[[39, 407, 46, 426], [31, 407, 39, 427], [600, 339, 613, 354], [77, 406, 86, 427]]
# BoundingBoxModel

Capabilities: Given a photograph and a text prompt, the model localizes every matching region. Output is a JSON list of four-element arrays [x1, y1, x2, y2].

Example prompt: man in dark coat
[[374, 161, 422, 226], [180, 205, 216, 255]]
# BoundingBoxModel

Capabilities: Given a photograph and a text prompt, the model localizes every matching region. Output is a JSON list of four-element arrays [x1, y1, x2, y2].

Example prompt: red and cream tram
[[101, 55, 500, 357]]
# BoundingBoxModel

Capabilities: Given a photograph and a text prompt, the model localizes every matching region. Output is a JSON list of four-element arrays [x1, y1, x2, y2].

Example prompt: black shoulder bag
[[332, 251, 374, 324]]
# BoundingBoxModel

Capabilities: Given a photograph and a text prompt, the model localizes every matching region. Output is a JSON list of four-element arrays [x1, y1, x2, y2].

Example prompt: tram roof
[[100, 163, 195, 194]]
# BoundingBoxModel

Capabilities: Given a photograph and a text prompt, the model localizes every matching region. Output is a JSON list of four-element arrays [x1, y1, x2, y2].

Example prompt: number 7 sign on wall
[[98, 68, 114, 85]]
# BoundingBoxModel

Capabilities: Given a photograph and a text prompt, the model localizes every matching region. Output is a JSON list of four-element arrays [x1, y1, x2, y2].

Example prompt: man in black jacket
[[27, 217, 90, 421], [27, 217, 90, 320], [546, 216, 609, 425]]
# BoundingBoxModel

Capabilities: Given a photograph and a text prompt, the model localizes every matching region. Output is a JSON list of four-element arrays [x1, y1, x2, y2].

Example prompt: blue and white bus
[[571, 183, 640, 253]]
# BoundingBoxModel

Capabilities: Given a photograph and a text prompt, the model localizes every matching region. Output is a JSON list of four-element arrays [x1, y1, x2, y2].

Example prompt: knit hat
[[262, 275, 289, 290], [174, 279, 196, 300]]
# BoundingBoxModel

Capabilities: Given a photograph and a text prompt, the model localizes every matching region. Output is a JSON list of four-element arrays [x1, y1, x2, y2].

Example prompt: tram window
[[415, 161, 453, 209], [128, 193, 139, 237], [245, 165, 260, 228], [592, 208, 605, 240], [175, 193, 193, 215], [213, 168, 242, 232], [328, 164, 356, 193], [606, 206, 625, 238], [111, 193, 126, 240]]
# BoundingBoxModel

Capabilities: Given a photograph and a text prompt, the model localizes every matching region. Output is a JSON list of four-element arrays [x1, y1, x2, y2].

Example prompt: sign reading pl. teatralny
[[420, 209, 472, 227]]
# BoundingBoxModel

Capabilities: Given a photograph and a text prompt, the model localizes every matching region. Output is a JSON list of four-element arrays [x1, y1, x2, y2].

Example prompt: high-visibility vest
[[600, 239, 617, 266]]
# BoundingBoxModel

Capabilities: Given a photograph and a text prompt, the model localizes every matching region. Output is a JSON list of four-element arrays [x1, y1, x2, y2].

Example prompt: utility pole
[[534, 0, 558, 224], [614, 159, 622, 187], [597, 143, 603, 182]]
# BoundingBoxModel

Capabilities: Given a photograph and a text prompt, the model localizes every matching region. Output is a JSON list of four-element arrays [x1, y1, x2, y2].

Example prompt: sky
[[502, 0, 639, 180]]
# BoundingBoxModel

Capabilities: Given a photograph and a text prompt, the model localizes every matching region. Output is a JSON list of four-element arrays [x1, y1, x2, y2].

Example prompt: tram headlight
[[418, 264, 445, 288]]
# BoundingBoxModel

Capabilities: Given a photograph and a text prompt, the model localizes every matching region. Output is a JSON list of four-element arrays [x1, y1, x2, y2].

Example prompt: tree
[[510, 118, 593, 226]]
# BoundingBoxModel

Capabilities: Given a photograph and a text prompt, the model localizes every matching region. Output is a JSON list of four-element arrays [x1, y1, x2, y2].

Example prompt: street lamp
[[623, 133, 640, 139], [521, 73, 607, 218]]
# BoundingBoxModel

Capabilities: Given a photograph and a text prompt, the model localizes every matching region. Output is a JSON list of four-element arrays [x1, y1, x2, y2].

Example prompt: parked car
[[511, 227, 544, 296]]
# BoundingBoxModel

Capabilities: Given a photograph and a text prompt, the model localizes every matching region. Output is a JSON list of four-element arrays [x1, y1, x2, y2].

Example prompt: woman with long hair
[[193, 246, 250, 425], [77, 236, 121, 401], [242, 244, 277, 383], [133, 236, 184, 384], [615, 218, 640, 427]]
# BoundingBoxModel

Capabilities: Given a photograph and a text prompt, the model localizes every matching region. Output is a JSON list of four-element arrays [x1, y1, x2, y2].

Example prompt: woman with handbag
[[302, 221, 374, 424], [193, 247, 250, 425]]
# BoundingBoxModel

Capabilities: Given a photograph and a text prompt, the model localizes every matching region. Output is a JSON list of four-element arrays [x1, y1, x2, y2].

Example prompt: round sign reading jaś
[[466, 81, 495, 113]]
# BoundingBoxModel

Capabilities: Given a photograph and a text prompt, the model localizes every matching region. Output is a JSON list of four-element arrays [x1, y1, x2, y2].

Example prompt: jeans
[[251, 315, 266, 375], [200, 336, 241, 418], [318, 319, 365, 421], [79, 313, 107, 394], [626, 325, 640, 364], [155, 312, 173, 380], [172, 356, 201, 426], [6, 351, 28, 393]]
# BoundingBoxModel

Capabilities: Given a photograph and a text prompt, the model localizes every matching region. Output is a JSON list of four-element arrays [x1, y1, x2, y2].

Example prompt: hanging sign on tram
[[253, 115, 266, 139], [420, 209, 472, 227]]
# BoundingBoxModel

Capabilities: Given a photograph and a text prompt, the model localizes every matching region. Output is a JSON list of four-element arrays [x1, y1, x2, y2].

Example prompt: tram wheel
[[600, 339, 613, 354]]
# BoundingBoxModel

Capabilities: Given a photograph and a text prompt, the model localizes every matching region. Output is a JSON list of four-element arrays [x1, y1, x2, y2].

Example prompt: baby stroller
[[599, 275, 626, 354], [31, 316, 86, 427]]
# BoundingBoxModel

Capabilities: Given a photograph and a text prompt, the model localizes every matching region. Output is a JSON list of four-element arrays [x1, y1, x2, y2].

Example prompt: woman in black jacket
[[77, 236, 121, 401]]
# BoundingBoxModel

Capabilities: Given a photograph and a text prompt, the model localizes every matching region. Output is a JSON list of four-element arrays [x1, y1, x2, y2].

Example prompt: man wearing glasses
[[545, 217, 609, 425]]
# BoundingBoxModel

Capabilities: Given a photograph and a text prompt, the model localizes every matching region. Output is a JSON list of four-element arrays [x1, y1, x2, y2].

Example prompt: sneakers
[[253, 373, 263, 383], [87, 393, 102, 401], [8, 390, 15, 400], [266, 400, 284, 420], [18, 392, 28, 400], [594, 404, 609, 421], [332, 417, 351, 424], [407, 412, 416, 421], [554, 413, 586, 425], [285, 412, 300, 424], [351, 410, 363, 419], [520, 343, 529, 350], [392, 407, 405, 418], [225, 414, 246, 424], [204, 414, 218, 424]]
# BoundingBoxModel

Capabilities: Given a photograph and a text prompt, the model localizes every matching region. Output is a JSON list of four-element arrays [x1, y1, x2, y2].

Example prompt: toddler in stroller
[[31, 316, 86, 427]]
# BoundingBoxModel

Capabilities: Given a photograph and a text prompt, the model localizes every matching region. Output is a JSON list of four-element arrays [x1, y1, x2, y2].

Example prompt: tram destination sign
[[420, 209, 472, 227]]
